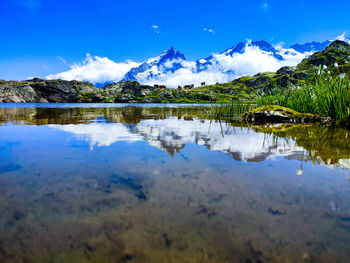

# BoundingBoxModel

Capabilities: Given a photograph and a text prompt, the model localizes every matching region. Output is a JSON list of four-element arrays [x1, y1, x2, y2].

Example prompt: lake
[[0, 103, 349, 263]]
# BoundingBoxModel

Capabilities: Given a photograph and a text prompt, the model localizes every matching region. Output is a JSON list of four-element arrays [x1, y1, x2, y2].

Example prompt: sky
[[0, 0, 350, 80]]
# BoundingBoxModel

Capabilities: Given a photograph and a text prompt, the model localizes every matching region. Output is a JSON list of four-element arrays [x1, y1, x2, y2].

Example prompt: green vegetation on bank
[[256, 71, 350, 127]]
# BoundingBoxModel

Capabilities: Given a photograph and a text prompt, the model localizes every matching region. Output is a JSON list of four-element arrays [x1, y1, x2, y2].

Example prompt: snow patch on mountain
[[137, 41, 311, 88], [46, 37, 348, 88]]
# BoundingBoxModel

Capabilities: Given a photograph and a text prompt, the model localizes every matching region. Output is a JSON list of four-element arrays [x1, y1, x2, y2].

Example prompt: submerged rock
[[243, 105, 321, 124]]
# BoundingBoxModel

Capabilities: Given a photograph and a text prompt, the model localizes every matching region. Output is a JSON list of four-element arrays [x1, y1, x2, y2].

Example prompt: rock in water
[[243, 105, 321, 124]]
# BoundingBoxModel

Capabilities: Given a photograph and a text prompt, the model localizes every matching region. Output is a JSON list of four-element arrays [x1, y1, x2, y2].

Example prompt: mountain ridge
[[122, 47, 186, 82], [2, 40, 350, 104], [118, 38, 349, 87]]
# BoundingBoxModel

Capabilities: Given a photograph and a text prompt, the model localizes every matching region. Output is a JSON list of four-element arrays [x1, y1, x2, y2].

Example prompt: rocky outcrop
[[297, 40, 350, 73], [0, 79, 218, 103], [243, 106, 321, 124], [0, 78, 96, 103], [276, 66, 295, 75]]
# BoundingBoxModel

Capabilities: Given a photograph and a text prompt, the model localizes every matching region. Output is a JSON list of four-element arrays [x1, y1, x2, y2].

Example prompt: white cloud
[[151, 25, 162, 35], [336, 31, 347, 41], [203, 27, 216, 34], [58, 56, 68, 66], [46, 54, 139, 84], [46, 41, 310, 88], [261, 2, 269, 9]]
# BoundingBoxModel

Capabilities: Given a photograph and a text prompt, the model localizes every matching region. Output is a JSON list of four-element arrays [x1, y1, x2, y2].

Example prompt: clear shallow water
[[0, 104, 350, 263]]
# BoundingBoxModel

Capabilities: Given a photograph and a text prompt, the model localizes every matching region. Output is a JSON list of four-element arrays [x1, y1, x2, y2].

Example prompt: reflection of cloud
[[339, 159, 350, 169], [136, 118, 304, 161], [49, 123, 143, 150], [48, 117, 350, 169], [49, 118, 304, 162]]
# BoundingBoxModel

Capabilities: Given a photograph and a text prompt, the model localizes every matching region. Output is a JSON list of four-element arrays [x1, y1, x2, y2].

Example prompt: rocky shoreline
[[0, 78, 222, 103]]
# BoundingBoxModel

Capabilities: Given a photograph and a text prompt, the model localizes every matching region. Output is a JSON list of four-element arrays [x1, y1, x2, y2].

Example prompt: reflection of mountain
[[136, 119, 305, 162], [1, 105, 349, 169], [50, 117, 350, 170], [0, 106, 209, 126]]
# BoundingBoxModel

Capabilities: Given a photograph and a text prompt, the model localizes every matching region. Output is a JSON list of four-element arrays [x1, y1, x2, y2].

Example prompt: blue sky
[[0, 0, 349, 80]]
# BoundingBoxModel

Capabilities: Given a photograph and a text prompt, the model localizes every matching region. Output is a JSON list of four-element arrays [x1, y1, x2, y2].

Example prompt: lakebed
[[0, 103, 349, 263]]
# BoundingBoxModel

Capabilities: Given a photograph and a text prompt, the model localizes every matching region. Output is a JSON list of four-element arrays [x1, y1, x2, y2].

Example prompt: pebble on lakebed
[[243, 105, 322, 124]]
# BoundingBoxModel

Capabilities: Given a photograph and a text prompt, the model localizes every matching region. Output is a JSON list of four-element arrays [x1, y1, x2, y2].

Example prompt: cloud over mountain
[[46, 54, 139, 84], [46, 38, 341, 88]]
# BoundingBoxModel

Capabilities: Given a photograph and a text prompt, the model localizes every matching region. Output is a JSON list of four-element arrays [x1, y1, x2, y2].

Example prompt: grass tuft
[[257, 71, 350, 127]]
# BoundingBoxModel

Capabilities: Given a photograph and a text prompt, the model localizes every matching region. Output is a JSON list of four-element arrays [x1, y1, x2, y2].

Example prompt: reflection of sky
[[50, 118, 305, 163]]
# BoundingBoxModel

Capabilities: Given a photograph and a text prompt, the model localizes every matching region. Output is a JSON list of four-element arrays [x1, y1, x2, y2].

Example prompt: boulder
[[245, 76, 270, 88], [159, 89, 173, 99], [142, 97, 162, 103], [276, 75, 298, 89], [277, 66, 295, 75], [243, 105, 321, 124], [293, 72, 310, 80], [115, 94, 137, 103]]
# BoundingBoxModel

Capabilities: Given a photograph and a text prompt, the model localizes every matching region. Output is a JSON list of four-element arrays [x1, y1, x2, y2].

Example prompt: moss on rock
[[243, 105, 321, 124]]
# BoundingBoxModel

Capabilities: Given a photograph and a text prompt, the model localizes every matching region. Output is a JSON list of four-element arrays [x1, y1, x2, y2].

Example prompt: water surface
[[0, 103, 349, 263]]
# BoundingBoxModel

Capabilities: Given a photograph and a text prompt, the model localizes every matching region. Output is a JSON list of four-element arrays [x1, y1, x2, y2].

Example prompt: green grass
[[206, 101, 256, 121], [257, 71, 350, 127]]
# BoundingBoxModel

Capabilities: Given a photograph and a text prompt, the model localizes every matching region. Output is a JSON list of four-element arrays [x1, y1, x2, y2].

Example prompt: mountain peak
[[159, 47, 186, 62], [145, 47, 185, 65], [221, 40, 282, 59], [122, 47, 186, 82]]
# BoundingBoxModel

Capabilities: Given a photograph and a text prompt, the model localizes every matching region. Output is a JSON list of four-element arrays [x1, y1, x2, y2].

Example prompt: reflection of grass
[[207, 102, 256, 121], [257, 71, 350, 127], [251, 124, 350, 166]]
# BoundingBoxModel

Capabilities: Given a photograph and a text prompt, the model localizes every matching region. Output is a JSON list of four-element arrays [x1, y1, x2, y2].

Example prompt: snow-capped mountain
[[47, 36, 350, 88], [122, 47, 186, 81], [196, 40, 284, 73], [121, 39, 336, 86]]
